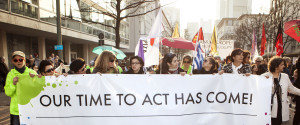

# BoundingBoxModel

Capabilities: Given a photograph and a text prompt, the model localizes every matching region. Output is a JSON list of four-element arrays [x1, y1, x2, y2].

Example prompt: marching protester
[[251, 64, 258, 75], [225, 55, 232, 65], [0, 56, 9, 92], [219, 48, 251, 75], [262, 56, 300, 125], [67, 58, 87, 74], [193, 57, 218, 74], [257, 64, 268, 75], [38, 60, 55, 76], [123, 56, 145, 74], [254, 56, 263, 66], [155, 53, 185, 75], [214, 56, 222, 71], [93, 50, 119, 74], [4, 51, 37, 125], [283, 57, 292, 80], [293, 57, 300, 125], [181, 55, 193, 74], [243, 50, 251, 64]]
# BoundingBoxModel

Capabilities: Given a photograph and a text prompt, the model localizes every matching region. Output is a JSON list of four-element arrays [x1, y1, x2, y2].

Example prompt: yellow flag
[[172, 23, 180, 38], [211, 26, 217, 54]]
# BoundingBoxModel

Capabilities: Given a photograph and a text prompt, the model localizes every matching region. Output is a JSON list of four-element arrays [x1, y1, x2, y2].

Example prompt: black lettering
[[90, 94, 102, 106], [162, 93, 169, 105], [142, 94, 152, 105], [85, 94, 88, 106], [76, 94, 83, 106], [40, 95, 51, 107], [185, 93, 195, 104], [53, 95, 62, 106], [124, 94, 136, 105], [216, 92, 227, 103], [242, 93, 248, 104], [116, 94, 123, 105], [64, 95, 71, 106], [175, 93, 184, 105], [104, 94, 111, 106], [229, 93, 240, 104], [207, 92, 214, 103], [196, 92, 202, 104], [153, 94, 162, 105]]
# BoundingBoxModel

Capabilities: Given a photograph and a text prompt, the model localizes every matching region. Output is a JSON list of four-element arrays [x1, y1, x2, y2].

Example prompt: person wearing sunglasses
[[38, 60, 56, 76], [4, 51, 37, 125], [243, 50, 251, 65], [93, 51, 119, 74], [219, 48, 251, 75], [123, 56, 145, 74], [193, 57, 218, 74], [155, 53, 185, 75], [181, 55, 192, 74], [68, 58, 86, 74]]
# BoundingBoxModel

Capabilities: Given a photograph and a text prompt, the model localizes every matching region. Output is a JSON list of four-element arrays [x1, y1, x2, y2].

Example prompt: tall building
[[122, 1, 173, 56], [162, 7, 180, 28], [216, 0, 252, 19], [0, 0, 130, 68], [186, 22, 199, 41]]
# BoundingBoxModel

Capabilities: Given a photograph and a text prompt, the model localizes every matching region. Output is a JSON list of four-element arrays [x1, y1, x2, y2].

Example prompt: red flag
[[275, 23, 283, 56], [261, 24, 267, 56], [192, 27, 204, 43]]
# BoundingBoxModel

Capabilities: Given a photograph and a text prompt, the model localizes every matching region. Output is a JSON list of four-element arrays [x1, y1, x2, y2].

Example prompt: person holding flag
[[192, 27, 205, 73], [193, 57, 218, 74]]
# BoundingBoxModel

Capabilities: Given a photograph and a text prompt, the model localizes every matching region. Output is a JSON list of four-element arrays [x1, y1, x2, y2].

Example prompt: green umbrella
[[92, 46, 126, 59]]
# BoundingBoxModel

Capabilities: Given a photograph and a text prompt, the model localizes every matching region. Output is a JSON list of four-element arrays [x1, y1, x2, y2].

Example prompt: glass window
[[11, 0, 38, 19], [0, 0, 8, 10], [40, 9, 57, 24], [66, 18, 80, 31], [39, 0, 55, 12]]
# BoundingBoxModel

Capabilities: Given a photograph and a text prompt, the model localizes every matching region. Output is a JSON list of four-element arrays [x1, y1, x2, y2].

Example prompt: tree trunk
[[115, 0, 121, 49]]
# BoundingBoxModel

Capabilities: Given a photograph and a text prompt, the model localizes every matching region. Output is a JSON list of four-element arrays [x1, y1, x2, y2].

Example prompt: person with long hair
[[67, 58, 86, 74], [251, 64, 258, 75], [193, 57, 218, 74], [220, 48, 251, 75], [155, 53, 185, 74], [123, 56, 145, 74], [39, 60, 55, 76], [262, 56, 300, 125], [181, 55, 193, 74], [243, 50, 251, 64], [93, 51, 119, 74]]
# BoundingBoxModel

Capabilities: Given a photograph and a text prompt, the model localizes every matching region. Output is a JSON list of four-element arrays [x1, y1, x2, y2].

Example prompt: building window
[[0, 0, 8, 11], [11, 0, 38, 19]]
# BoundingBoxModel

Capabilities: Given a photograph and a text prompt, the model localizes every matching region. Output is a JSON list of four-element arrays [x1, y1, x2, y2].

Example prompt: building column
[[0, 30, 8, 65], [64, 41, 71, 64], [38, 36, 46, 60], [83, 44, 89, 65]]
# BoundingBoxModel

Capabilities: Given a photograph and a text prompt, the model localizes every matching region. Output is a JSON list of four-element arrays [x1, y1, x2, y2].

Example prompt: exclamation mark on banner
[[249, 94, 253, 105]]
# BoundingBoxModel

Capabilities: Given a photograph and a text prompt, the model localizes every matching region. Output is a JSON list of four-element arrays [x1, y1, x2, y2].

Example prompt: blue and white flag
[[192, 42, 204, 71]]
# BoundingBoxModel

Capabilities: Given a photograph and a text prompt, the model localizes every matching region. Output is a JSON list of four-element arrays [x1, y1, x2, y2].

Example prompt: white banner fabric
[[18, 74, 272, 125]]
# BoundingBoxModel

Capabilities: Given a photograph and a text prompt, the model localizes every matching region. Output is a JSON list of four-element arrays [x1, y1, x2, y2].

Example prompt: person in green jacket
[[4, 51, 37, 125], [181, 55, 193, 74]]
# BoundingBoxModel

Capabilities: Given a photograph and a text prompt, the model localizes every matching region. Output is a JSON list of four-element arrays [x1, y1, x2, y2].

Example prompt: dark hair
[[39, 60, 53, 73], [231, 48, 244, 62], [243, 50, 251, 64], [257, 64, 268, 75], [206, 57, 217, 71], [124, 56, 144, 74], [225, 55, 231, 64], [251, 64, 257, 71], [268, 56, 284, 73], [130, 56, 144, 67], [70, 58, 85, 73], [182, 55, 192, 62], [161, 53, 176, 74]]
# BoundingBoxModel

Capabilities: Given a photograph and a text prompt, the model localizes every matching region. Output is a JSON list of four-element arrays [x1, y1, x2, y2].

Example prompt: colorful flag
[[172, 23, 180, 38], [210, 26, 217, 54], [251, 29, 257, 57], [137, 40, 144, 61], [261, 24, 267, 56], [192, 27, 204, 43], [275, 23, 283, 56], [192, 42, 204, 71]]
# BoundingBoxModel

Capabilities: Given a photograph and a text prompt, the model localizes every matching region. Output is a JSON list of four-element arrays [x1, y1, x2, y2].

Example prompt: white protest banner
[[17, 74, 272, 125]]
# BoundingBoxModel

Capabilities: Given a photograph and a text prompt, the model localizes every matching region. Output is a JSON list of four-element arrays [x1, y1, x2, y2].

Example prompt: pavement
[[0, 91, 10, 125]]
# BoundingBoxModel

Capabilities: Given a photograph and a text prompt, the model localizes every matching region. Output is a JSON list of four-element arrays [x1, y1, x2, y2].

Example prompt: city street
[[0, 91, 10, 125]]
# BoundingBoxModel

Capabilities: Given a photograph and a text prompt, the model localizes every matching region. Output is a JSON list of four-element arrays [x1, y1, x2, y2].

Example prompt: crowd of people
[[0, 48, 300, 125]]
